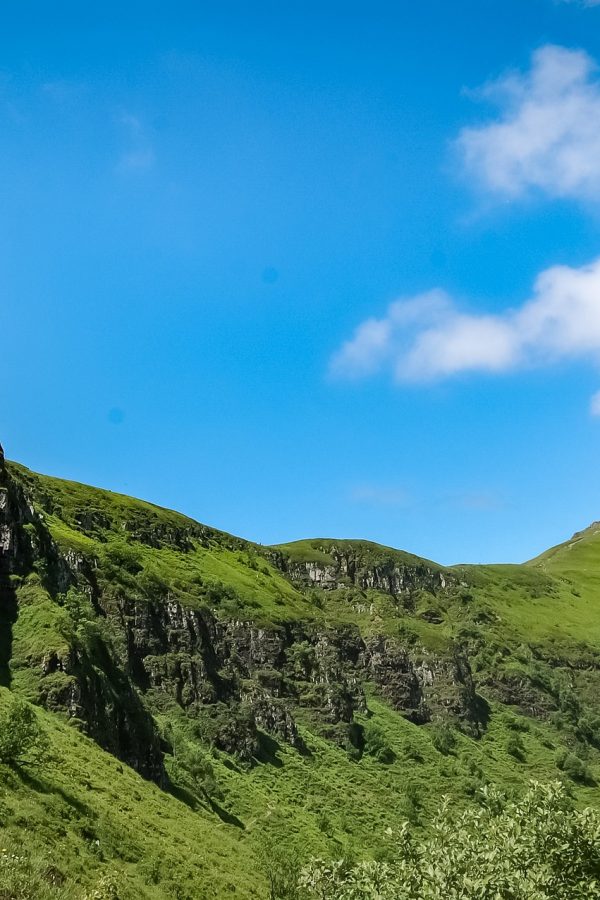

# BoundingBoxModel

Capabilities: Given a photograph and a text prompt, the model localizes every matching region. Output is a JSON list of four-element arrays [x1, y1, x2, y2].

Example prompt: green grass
[[273, 538, 445, 572], [0, 688, 264, 900]]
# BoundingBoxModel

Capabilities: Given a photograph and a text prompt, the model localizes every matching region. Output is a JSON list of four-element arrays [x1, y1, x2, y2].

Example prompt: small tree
[[363, 721, 395, 764], [430, 722, 456, 755], [556, 749, 592, 784], [0, 695, 46, 766], [506, 731, 526, 760]]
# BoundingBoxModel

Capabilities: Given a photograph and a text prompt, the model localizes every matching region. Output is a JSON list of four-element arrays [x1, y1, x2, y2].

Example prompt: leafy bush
[[300, 781, 600, 900], [102, 541, 142, 575], [555, 749, 593, 784], [430, 722, 456, 755], [173, 740, 220, 800], [506, 732, 526, 760], [363, 721, 395, 764], [398, 780, 421, 825], [578, 710, 600, 748], [0, 695, 46, 766], [256, 827, 301, 900]]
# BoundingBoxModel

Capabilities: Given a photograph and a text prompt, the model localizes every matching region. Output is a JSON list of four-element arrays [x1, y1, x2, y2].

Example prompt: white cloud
[[330, 256, 600, 410], [449, 491, 507, 512], [41, 80, 85, 103], [590, 390, 600, 415], [457, 44, 600, 201]]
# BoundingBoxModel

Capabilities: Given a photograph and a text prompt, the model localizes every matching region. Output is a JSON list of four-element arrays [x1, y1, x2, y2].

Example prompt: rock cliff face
[[365, 635, 480, 729], [71, 587, 484, 762], [274, 547, 449, 596], [0, 444, 35, 571], [0, 453, 485, 783], [0, 455, 165, 781]]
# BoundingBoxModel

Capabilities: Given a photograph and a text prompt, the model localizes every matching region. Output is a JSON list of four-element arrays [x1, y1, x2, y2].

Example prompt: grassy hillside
[[3, 459, 600, 897], [0, 688, 262, 899]]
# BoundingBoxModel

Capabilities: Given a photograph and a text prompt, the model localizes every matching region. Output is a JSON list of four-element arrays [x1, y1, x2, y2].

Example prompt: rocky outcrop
[[364, 636, 483, 731], [0, 454, 166, 782], [0, 447, 35, 573], [91, 589, 483, 752], [275, 545, 449, 597], [38, 643, 165, 782]]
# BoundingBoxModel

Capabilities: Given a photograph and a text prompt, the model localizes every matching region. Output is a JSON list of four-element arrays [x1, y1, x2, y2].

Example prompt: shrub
[[578, 711, 600, 748], [0, 696, 46, 767], [256, 828, 301, 900], [399, 781, 421, 825], [170, 732, 221, 799], [430, 722, 456, 755], [363, 721, 395, 764], [506, 732, 526, 760], [103, 541, 142, 575], [555, 749, 592, 784], [300, 781, 600, 900]]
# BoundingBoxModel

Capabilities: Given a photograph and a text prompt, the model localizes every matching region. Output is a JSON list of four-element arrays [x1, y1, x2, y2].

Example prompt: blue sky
[[4, 0, 600, 564]]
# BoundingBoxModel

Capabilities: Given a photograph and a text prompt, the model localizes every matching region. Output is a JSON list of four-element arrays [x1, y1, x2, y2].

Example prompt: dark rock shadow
[[207, 797, 245, 828], [254, 731, 283, 768], [0, 567, 17, 688], [163, 776, 245, 828]]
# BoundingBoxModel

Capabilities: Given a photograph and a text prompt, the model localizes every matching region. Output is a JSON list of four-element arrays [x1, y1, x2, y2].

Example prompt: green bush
[[0, 696, 46, 766], [430, 722, 456, 755], [363, 721, 395, 764], [578, 710, 600, 748], [169, 731, 221, 800], [300, 781, 600, 900], [256, 827, 301, 900], [555, 749, 592, 784], [506, 732, 526, 760], [399, 780, 421, 825]]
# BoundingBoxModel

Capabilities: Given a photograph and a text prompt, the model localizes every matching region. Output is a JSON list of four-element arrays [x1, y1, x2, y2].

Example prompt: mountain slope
[[3, 447, 600, 897]]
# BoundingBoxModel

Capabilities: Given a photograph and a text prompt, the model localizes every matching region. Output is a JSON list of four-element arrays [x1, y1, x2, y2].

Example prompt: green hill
[[3, 448, 600, 897]]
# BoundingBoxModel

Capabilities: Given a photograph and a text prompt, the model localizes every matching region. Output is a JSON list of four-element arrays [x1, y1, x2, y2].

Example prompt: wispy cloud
[[115, 111, 155, 174], [557, 0, 600, 7], [445, 491, 507, 512], [349, 484, 410, 508], [330, 256, 600, 410], [41, 80, 86, 104], [590, 390, 600, 415], [116, 148, 156, 174], [457, 44, 600, 202]]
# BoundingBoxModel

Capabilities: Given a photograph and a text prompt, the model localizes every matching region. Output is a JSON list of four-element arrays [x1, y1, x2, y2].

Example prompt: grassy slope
[[274, 538, 444, 571], [5, 688, 596, 900], [11, 463, 313, 623], [6, 462, 600, 897], [0, 689, 263, 900]]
